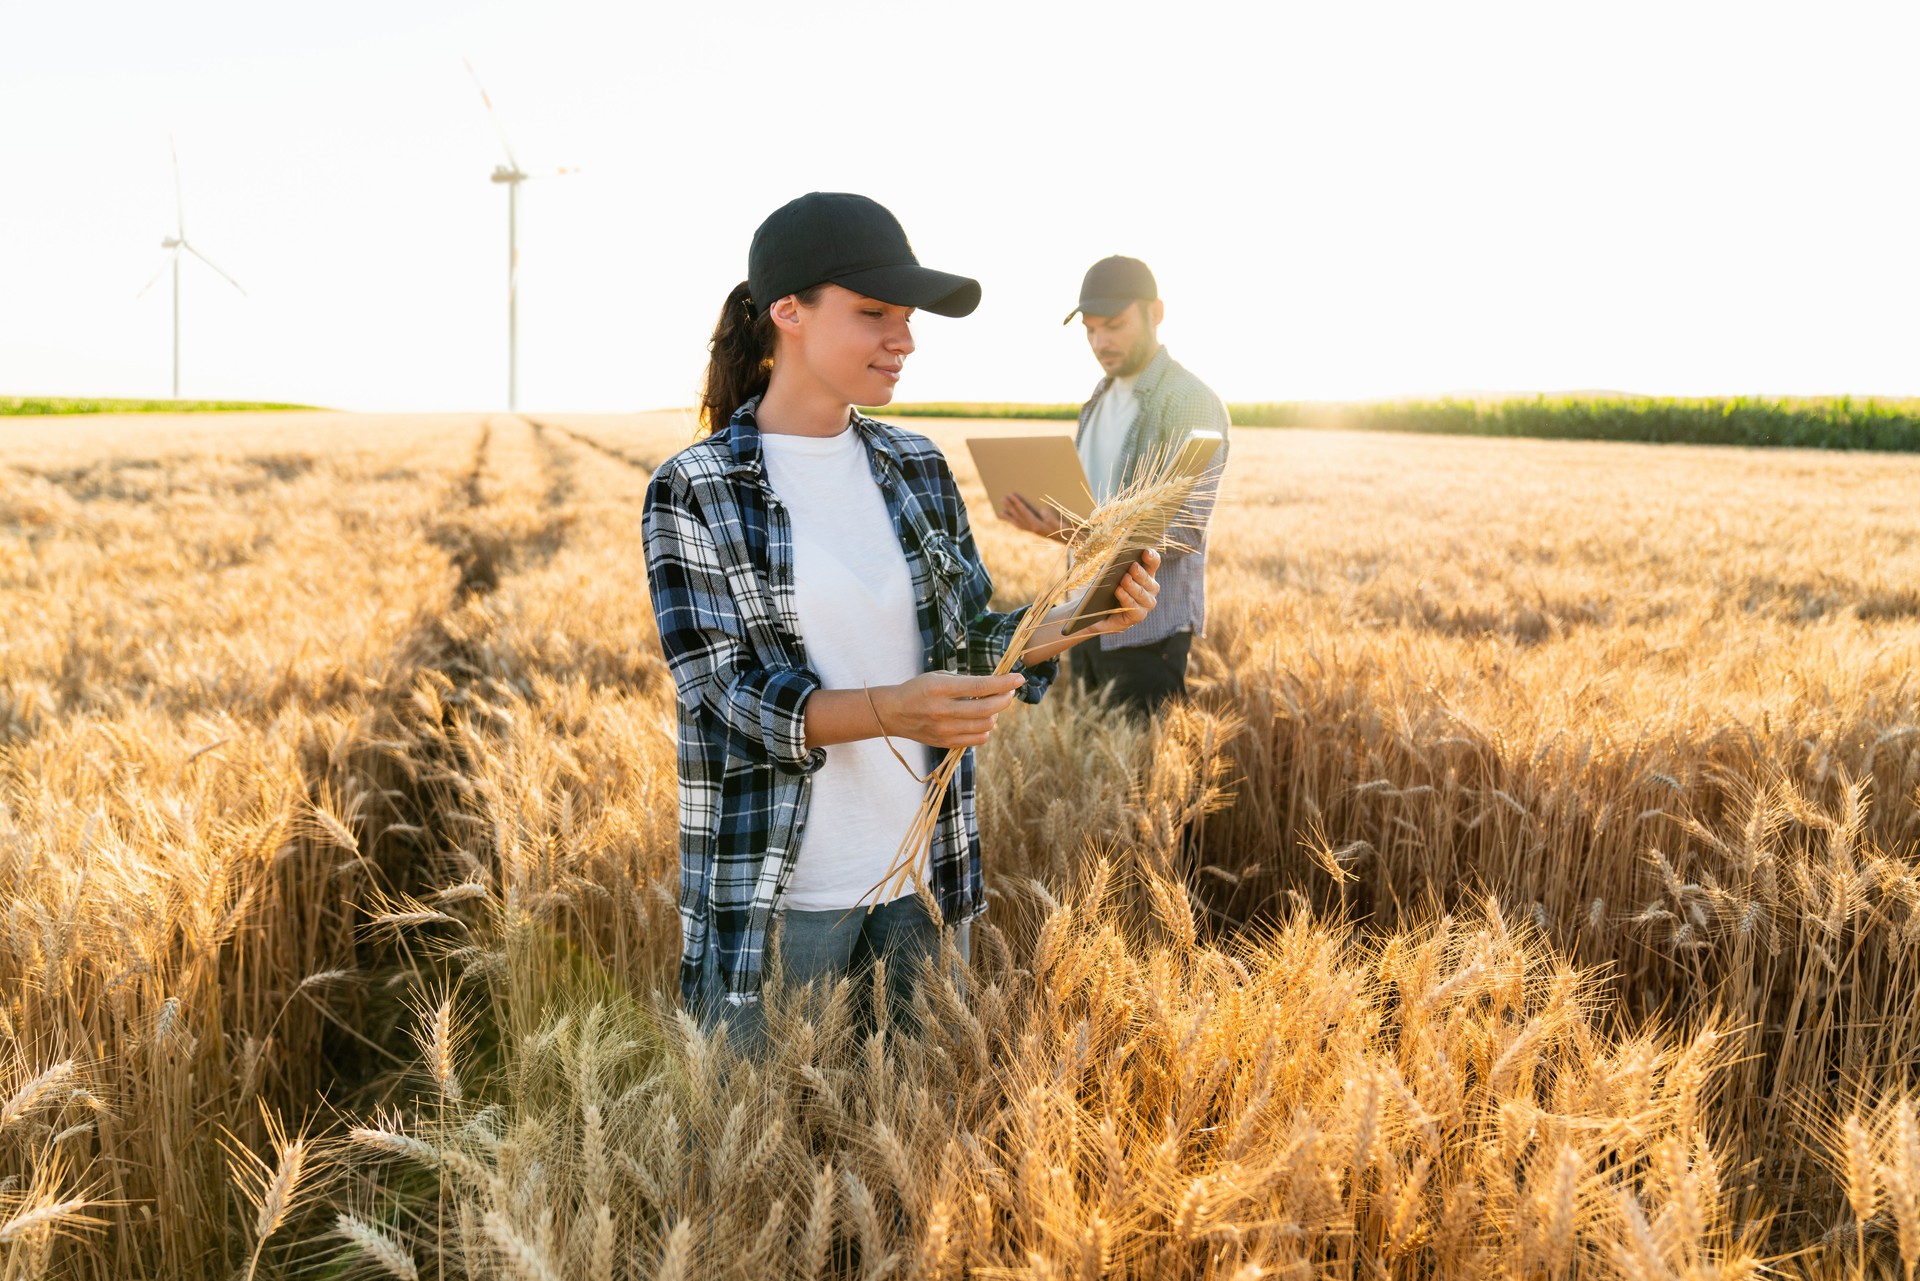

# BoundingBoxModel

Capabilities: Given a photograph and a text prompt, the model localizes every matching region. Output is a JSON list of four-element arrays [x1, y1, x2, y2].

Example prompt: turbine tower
[[137, 139, 245, 400], [465, 60, 578, 412]]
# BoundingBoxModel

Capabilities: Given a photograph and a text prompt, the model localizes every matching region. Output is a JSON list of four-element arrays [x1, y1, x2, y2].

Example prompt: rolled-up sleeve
[[962, 609, 1059, 704], [643, 468, 826, 775]]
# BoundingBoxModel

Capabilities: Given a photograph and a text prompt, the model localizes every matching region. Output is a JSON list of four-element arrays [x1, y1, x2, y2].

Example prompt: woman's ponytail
[[698, 281, 770, 439], [697, 280, 823, 438]]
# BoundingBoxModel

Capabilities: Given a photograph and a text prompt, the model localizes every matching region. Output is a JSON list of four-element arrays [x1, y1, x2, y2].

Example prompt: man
[[998, 255, 1229, 716]]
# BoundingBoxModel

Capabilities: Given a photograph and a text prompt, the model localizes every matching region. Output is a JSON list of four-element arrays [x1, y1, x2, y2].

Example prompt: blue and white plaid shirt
[[642, 398, 1058, 1008]]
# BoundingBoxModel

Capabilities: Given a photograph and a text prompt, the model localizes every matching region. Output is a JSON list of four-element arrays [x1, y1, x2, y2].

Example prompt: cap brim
[[1062, 296, 1140, 325], [830, 263, 981, 318]]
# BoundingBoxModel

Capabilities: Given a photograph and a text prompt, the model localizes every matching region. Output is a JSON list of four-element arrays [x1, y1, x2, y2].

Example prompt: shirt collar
[[1130, 345, 1173, 399], [1092, 344, 1172, 403], [720, 396, 903, 483], [720, 398, 767, 479], [849, 408, 904, 482]]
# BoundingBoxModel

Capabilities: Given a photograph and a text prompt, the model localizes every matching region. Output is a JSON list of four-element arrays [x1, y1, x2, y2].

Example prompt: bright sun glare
[[3, 0, 1918, 410]]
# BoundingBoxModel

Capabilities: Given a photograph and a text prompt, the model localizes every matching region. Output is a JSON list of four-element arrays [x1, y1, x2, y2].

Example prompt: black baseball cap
[[1063, 255, 1157, 324], [747, 192, 981, 320]]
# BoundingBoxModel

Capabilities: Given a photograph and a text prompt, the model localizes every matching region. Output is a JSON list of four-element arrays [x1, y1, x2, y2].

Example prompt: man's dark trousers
[[1071, 630, 1193, 718]]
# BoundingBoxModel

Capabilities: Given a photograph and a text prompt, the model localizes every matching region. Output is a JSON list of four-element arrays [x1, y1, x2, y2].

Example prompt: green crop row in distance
[[2, 397, 323, 415], [878, 394, 1920, 451]]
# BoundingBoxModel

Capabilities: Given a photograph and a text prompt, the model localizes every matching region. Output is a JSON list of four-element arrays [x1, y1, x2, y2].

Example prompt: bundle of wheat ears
[[864, 438, 1216, 911]]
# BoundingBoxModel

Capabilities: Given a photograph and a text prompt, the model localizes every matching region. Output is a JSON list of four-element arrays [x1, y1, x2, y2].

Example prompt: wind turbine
[[136, 139, 245, 400], [464, 60, 579, 412]]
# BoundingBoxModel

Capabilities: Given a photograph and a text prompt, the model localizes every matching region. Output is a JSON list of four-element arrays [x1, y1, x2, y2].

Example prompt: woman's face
[[771, 284, 917, 407]]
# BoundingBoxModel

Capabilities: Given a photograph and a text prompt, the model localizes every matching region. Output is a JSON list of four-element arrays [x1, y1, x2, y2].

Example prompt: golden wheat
[[3, 410, 1917, 1277]]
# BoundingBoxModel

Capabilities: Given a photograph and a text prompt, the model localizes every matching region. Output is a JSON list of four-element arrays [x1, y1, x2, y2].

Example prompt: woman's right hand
[[873, 672, 1026, 749]]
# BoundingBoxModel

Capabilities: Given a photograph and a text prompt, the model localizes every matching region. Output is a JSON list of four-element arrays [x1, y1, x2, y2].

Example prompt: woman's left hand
[[1084, 547, 1162, 635]]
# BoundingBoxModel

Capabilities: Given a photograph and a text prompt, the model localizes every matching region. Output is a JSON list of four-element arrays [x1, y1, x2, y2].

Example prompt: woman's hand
[[1010, 548, 1164, 668], [1081, 547, 1162, 636], [872, 671, 1026, 749]]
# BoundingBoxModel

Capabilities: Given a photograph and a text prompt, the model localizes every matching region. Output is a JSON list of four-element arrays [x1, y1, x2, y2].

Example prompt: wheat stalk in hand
[[863, 443, 1210, 911]]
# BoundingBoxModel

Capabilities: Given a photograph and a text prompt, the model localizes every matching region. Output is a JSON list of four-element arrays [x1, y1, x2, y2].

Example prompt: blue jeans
[[695, 895, 970, 1054]]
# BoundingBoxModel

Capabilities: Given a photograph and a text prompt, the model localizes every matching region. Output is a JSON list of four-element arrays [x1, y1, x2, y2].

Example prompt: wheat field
[[2, 410, 1917, 1279]]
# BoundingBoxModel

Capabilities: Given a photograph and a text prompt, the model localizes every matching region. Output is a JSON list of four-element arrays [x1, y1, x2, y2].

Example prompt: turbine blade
[[170, 135, 184, 237], [182, 243, 246, 295], [525, 166, 582, 179], [135, 253, 174, 299], [462, 57, 521, 171]]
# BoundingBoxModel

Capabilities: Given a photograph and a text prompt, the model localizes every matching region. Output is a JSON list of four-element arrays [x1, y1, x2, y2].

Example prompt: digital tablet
[[966, 435, 1096, 526], [1059, 431, 1225, 636]]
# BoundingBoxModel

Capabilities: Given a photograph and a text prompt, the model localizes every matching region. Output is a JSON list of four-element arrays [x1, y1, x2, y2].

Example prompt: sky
[[3, 1, 1918, 412]]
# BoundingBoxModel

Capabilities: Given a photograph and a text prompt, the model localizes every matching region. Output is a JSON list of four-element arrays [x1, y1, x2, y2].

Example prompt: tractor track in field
[[302, 412, 589, 1105], [524, 415, 577, 509], [525, 415, 661, 478], [424, 416, 577, 601]]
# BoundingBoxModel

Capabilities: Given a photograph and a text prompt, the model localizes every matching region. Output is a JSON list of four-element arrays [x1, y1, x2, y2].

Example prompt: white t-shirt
[[1078, 374, 1140, 503], [758, 426, 930, 911]]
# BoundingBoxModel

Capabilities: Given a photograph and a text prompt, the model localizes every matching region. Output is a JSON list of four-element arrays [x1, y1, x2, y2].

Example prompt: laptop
[[965, 435, 1096, 526]]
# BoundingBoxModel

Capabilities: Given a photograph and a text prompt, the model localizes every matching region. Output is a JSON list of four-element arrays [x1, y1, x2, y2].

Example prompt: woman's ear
[[768, 293, 805, 336]]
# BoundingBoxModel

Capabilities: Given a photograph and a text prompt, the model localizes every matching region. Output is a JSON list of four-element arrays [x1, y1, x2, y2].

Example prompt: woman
[[642, 192, 1160, 1047]]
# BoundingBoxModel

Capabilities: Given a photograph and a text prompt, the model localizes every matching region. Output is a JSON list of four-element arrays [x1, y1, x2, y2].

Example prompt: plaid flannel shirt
[[1076, 346, 1230, 650], [642, 398, 1058, 1008]]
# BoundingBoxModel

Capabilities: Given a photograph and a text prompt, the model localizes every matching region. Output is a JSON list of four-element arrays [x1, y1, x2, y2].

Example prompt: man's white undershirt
[[1078, 373, 1140, 503]]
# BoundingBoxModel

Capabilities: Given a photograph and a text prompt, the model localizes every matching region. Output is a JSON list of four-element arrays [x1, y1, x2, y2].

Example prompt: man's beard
[[1116, 333, 1157, 378]]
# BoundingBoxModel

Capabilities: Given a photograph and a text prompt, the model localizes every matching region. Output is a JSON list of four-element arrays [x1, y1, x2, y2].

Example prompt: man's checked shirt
[[1075, 346, 1230, 650], [642, 398, 1057, 1008]]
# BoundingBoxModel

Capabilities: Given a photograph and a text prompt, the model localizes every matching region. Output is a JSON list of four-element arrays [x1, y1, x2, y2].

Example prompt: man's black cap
[[1063, 255, 1157, 324], [747, 192, 981, 320]]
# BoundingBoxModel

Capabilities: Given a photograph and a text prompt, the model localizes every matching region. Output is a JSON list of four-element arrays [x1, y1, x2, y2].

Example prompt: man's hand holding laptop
[[997, 492, 1071, 540]]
